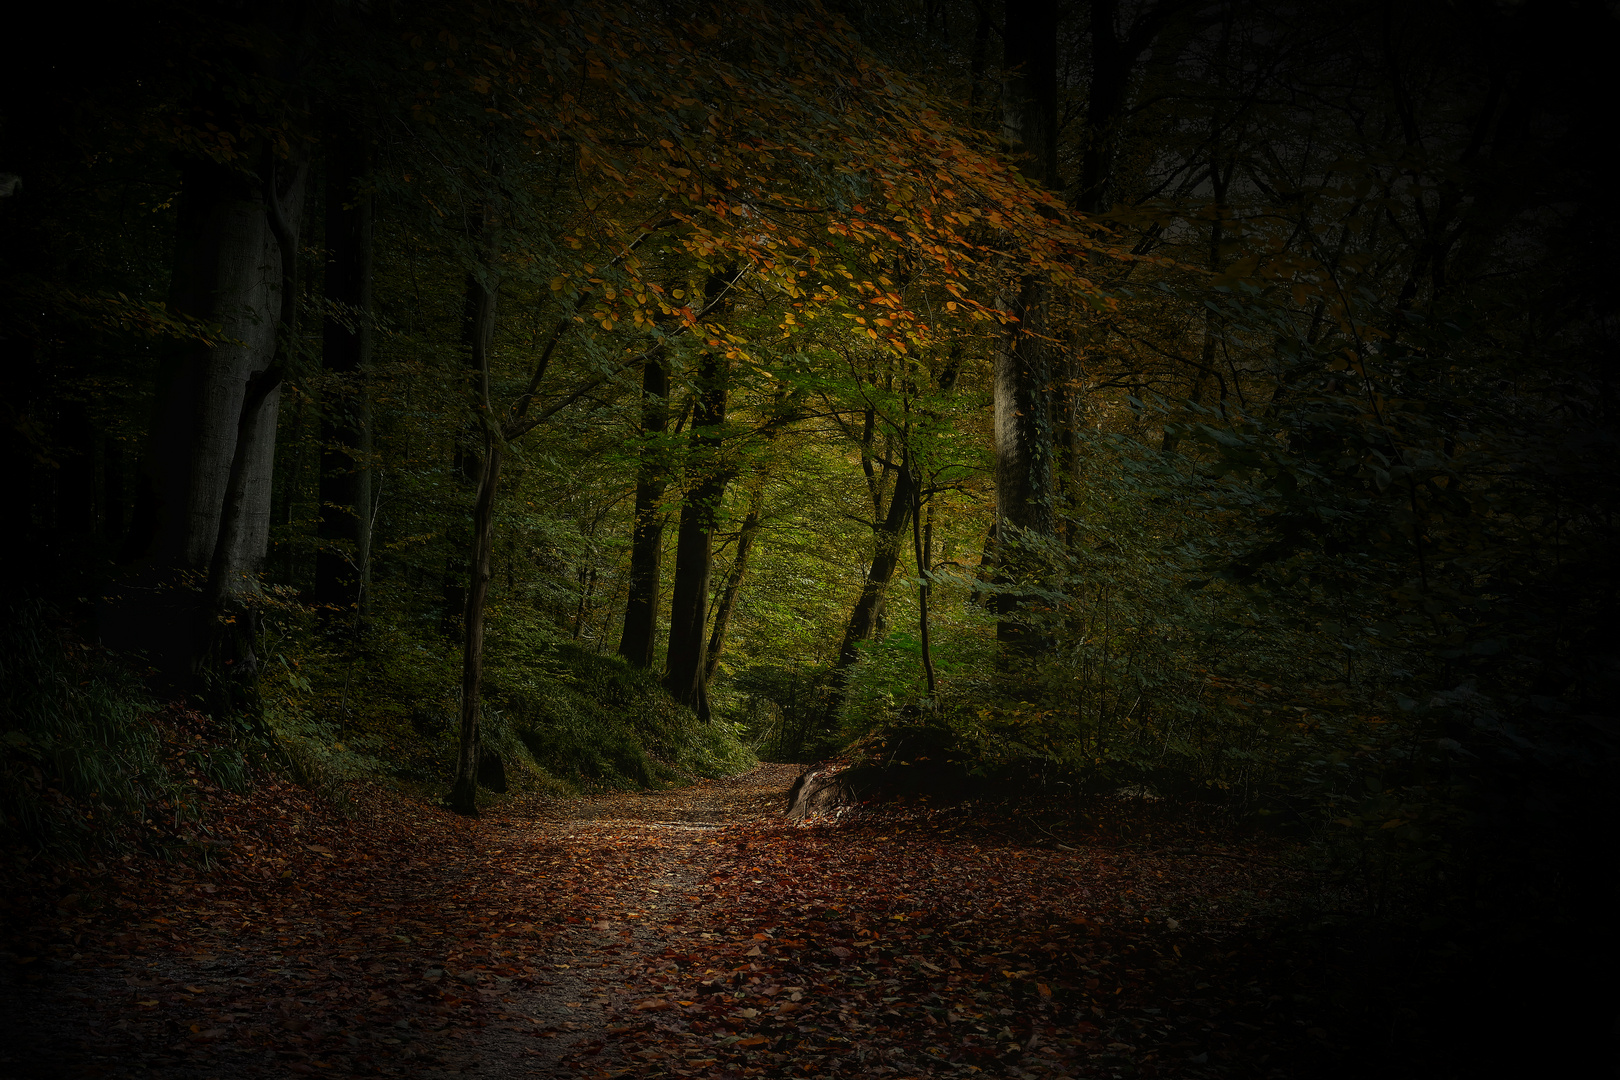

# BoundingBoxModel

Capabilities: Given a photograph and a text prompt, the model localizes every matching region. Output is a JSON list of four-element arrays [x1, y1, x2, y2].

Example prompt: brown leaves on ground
[[2, 764, 1347, 1079], [559, 800, 1344, 1079]]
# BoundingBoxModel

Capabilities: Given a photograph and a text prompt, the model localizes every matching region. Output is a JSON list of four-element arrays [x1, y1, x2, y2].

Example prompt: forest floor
[[2, 763, 1357, 1079]]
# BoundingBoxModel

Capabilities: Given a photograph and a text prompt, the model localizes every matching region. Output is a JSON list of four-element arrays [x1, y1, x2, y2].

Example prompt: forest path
[[3, 763, 1343, 1079], [442, 763, 799, 1078]]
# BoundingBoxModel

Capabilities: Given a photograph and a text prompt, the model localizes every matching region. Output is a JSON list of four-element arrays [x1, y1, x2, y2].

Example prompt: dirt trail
[[449, 764, 799, 1077], [0, 765, 802, 1079], [4, 762, 1341, 1079]]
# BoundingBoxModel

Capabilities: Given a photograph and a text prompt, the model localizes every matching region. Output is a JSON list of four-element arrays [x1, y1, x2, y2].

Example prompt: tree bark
[[704, 474, 766, 679], [1002, 0, 1059, 190], [449, 231, 502, 815], [913, 485, 937, 697], [663, 270, 737, 719], [995, 0, 1061, 652], [138, 157, 290, 581], [449, 433, 502, 816], [315, 122, 373, 625], [663, 350, 728, 721], [112, 149, 302, 680], [835, 455, 917, 670], [441, 198, 502, 630], [617, 354, 671, 668], [1071, 0, 1191, 215]]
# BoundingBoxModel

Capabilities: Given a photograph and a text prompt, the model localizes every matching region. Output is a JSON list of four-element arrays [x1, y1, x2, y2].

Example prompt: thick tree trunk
[[188, 149, 308, 724], [969, 0, 994, 111], [1074, 0, 1126, 215], [996, 0, 1060, 651], [663, 271, 734, 719], [1002, 0, 1059, 189], [663, 376, 727, 718], [148, 159, 292, 579], [704, 475, 766, 680], [107, 146, 304, 681], [994, 274, 1056, 540], [315, 123, 373, 624], [665, 484, 715, 716], [617, 355, 671, 668]]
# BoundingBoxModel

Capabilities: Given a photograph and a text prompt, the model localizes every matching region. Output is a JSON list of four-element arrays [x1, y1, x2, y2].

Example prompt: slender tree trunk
[[449, 212, 501, 815], [449, 434, 502, 815], [835, 457, 917, 670], [969, 0, 994, 111], [573, 565, 597, 641], [913, 485, 937, 697], [441, 195, 501, 626], [315, 122, 373, 626], [617, 355, 671, 668], [704, 475, 766, 679]]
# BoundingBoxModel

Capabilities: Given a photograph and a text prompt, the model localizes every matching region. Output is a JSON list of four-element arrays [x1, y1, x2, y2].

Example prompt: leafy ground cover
[[0, 763, 1534, 1079]]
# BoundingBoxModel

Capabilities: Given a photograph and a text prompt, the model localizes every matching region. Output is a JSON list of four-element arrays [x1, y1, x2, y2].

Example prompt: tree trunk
[[190, 148, 308, 723], [704, 475, 766, 679], [996, 0, 1060, 651], [969, 0, 994, 111], [449, 229, 501, 815], [617, 354, 671, 668], [663, 362, 728, 720], [995, 273, 1056, 540], [145, 158, 291, 580], [664, 271, 736, 719], [449, 434, 502, 816], [441, 200, 501, 628], [1002, 0, 1059, 190], [106, 142, 305, 682], [1074, 0, 1126, 215], [315, 122, 373, 626], [913, 485, 937, 697], [835, 457, 917, 670]]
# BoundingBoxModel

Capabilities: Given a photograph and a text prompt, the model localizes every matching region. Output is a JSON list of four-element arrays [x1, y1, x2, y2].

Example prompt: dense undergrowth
[[0, 602, 255, 860], [1, 597, 755, 868], [260, 611, 756, 803]]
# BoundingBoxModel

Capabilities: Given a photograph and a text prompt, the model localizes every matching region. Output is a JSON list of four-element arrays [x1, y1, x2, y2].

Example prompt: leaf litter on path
[[2, 764, 1345, 1078]]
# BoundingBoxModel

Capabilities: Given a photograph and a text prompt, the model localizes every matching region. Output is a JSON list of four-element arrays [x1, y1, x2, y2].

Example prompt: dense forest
[[3, 0, 1616, 1076]]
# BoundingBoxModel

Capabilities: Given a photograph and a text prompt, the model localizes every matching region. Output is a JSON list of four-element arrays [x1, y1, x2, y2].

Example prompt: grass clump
[[0, 600, 249, 857]]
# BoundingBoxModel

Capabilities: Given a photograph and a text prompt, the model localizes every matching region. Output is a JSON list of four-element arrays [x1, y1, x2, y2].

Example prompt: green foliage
[[496, 641, 754, 790], [255, 597, 754, 801], [0, 602, 244, 856]]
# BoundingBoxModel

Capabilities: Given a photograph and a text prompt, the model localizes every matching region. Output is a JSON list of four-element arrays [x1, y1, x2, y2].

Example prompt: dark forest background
[[3, 0, 1616, 1073]]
